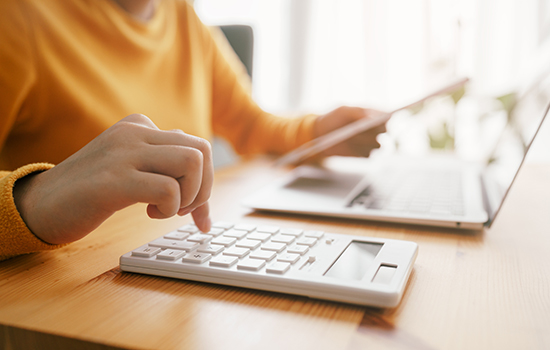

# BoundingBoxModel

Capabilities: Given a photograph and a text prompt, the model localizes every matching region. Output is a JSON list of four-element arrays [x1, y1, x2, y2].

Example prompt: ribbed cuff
[[0, 163, 63, 261]]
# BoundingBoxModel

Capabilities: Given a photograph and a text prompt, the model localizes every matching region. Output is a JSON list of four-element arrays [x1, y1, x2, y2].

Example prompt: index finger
[[145, 129, 214, 212]]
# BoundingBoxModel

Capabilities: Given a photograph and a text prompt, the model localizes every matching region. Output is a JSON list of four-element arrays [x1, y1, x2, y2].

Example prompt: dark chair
[[213, 25, 254, 168], [219, 25, 254, 80]]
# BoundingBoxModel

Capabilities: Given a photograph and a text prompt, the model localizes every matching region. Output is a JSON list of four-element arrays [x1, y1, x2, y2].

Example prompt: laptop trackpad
[[283, 166, 364, 200]]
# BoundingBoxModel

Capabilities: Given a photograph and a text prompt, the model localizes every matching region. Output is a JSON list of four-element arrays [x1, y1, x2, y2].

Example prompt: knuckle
[[335, 106, 348, 114], [192, 137, 212, 157], [184, 148, 204, 169], [124, 113, 151, 125], [170, 128, 186, 135]]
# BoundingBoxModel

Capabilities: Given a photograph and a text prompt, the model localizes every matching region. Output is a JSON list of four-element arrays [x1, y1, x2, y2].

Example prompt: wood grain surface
[[1, 158, 549, 350]]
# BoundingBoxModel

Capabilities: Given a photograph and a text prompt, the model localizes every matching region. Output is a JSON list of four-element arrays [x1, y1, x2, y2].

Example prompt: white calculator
[[120, 222, 418, 308]]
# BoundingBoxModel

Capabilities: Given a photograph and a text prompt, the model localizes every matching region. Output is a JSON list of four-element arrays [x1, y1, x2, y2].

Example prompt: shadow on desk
[[245, 209, 485, 239], [1, 325, 125, 350]]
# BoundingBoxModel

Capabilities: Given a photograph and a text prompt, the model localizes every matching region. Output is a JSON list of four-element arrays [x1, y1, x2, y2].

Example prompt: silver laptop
[[243, 86, 549, 230]]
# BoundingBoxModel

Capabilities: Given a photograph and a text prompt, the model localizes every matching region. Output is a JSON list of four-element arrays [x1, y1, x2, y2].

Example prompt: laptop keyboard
[[350, 168, 465, 216]]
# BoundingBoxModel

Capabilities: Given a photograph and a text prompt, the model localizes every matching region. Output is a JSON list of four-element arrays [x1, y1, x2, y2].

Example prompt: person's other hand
[[13, 114, 213, 245], [313, 106, 388, 158]]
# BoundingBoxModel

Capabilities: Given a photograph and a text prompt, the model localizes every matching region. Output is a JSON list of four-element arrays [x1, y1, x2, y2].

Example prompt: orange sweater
[[0, 0, 316, 260]]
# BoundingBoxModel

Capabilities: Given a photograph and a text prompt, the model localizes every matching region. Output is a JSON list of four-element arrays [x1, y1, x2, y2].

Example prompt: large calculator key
[[187, 234, 212, 244], [261, 242, 286, 253], [256, 226, 280, 234], [197, 244, 224, 256], [210, 255, 238, 268], [295, 237, 317, 247], [277, 253, 300, 264], [149, 239, 199, 251], [234, 224, 256, 232], [236, 239, 261, 250], [223, 229, 248, 240], [211, 236, 237, 247], [164, 231, 190, 241], [204, 228, 225, 237], [211, 221, 234, 230], [271, 234, 295, 245], [266, 262, 291, 274], [156, 249, 186, 261], [237, 258, 266, 271], [247, 232, 271, 242], [177, 224, 200, 233], [132, 246, 161, 258], [304, 230, 325, 239], [250, 250, 277, 261], [182, 252, 212, 264], [287, 245, 309, 255], [279, 228, 303, 236], [223, 247, 250, 258]]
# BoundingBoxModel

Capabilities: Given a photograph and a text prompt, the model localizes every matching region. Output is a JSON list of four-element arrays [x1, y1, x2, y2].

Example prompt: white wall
[[195, 0, 550, 164]]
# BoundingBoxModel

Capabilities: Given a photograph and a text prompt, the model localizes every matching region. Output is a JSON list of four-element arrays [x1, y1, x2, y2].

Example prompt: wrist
[[13, 172, 42, 237]]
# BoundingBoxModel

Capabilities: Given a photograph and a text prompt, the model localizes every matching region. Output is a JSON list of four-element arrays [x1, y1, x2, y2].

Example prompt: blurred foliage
[[401, 83, 526, 152], [429, 121, 455, 149], [424, 85, 466, 150], [408, 101, 425, 115], [450, 85, 466, 105], [497, 92, 517, 116]]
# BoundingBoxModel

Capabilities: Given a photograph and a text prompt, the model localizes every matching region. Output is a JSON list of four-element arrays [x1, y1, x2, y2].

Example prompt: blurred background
[[194, 0, 550, 166]]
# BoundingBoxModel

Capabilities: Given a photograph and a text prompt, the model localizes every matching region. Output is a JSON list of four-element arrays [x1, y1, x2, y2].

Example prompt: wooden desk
[[1, 159, 549, 349]]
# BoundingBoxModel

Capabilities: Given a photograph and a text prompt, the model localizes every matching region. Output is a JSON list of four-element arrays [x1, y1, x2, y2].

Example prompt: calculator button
[[266, 262, 291, 274], [182, 252, 212, 264], [211, 236, 237, 247], [164, 231, 190, 241], [204, 228, 225, 237], [277, 253, 300, 264], [271, 234, 295, 245], [210, 255, 238, 268], [287, 245, 309, 255], [250, 250, 277, 261], [223, 247, 250, 258], [156, 249, 186, 261], [197, 244, 224, 256], [296, 237, 317, 247], [187, 234, 212, 244], [211, 221, 234, 230], [236, 239, 261, 250], [261, 242, 286, 253], [223, 229, 248, 240], [246, 232, 271, 242], [237, 258, 266, 271], [132, 246, 161, 258], [234, 224, 256, 232], [304, 230, 324, 239], [177, 224, 200, 233], [279, 228, 303, 236], [149, 239, 199, 251], [256, 225, 280, 234]]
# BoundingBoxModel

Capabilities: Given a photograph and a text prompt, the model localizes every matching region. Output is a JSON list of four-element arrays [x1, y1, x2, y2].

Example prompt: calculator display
[[324, 241, 383, 280]]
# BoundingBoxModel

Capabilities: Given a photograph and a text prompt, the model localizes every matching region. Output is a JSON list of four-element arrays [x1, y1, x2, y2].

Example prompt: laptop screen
[[484, 83, 550, 226]]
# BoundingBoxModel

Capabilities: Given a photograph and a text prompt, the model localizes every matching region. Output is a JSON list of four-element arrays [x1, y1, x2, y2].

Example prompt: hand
[[313, 106, 388, 158], [13, 114, 213, 245]]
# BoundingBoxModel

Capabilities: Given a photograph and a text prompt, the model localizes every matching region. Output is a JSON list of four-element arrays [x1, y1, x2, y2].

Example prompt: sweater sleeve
[[188, 7, 318, 156], [0, 0, 37, 157], [0, 163, 64, 261]]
